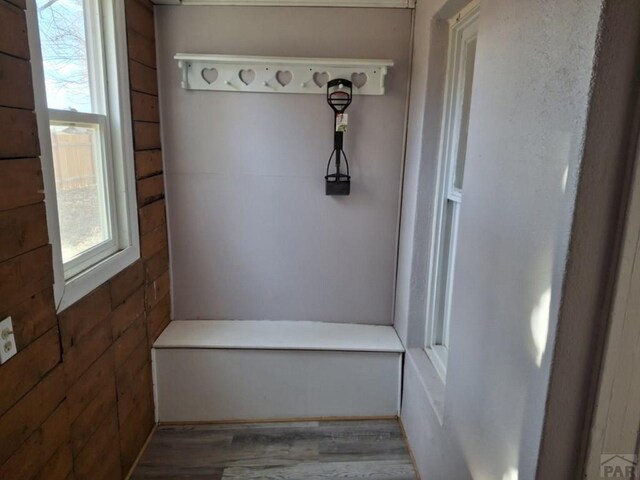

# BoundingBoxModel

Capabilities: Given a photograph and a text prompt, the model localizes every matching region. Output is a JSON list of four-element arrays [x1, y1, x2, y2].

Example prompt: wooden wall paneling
[[141, 224, 168, 260], [0, 52, 34, 109], [114, 313, 147, 370], [134, 121, 162, 151], [119, 386, 155, 476], [74, 408, 121, 479], [0, 244, 53, 312], [63, 319, 113, 385], [115, 339, 150, 411], [0, 401, 71, 480], [58, 284, 112, 351], [135, 150, 163, 179], [145, 247, 169, 283], [109, 260, 145, 308], [125, 0, 155, 40], [117, 361, 153, 429], [0, 158, 44, 211], [126, 30, 157, 69], [129, 60, 159, 96], [0, 287, 56, 350], [147, 293, 171, 345], [137, 174, 165, 206], [0, 106, 39, 158], [69, 362, 117, 456], [111, 287, 145, 340], [97, 447, 124, 480], [0, 202, 49, 262], [131, 91, 160, 123], [0, 365, 65, 464], [145, 269, 170, 311], [4, 0, 26, 9], [0, 0, 170, 477], [0, 1, 29, 59], [0, 327, 60, 416], [139, 199, 166, 235], [33, 443, 74, 480], [66, 347, 116, 423]]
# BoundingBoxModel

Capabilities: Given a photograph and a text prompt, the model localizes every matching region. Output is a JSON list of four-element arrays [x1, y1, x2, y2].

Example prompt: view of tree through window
[[37, 0, 93, 113], [37, 0, 115, 271]]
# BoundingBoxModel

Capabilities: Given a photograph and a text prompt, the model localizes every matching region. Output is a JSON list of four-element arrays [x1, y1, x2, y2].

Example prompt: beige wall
[[155, 5, 412, 324]]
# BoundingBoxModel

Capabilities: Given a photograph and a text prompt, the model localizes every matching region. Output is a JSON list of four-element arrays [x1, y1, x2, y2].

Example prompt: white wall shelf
[[156, 0, 414, 9], [175, 54, 394, 95]]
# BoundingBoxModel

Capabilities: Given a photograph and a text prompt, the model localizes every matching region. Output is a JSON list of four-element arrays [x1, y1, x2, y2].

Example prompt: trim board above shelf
[[175, 54, 394, 95]]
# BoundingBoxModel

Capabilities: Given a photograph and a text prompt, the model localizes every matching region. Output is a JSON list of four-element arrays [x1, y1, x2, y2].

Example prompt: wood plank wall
[[0, 0, 170, 478]]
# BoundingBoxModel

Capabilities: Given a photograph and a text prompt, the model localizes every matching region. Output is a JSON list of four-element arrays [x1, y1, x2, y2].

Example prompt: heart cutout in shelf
[[201, 67, 218, 84], [351, 72, 368, 89], [313, 71, 330, 88], [239, 69, 256, 86], [276, 70, 293, 87]]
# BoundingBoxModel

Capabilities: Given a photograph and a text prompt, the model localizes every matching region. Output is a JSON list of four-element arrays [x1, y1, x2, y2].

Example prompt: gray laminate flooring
[[131, 419, 417, 479]]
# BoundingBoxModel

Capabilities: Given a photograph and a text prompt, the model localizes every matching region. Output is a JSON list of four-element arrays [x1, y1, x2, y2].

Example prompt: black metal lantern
[[325, 79, 353, 196]]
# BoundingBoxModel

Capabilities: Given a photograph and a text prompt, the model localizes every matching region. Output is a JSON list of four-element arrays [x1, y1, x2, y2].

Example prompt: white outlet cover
[[0, 317, 17, 364]]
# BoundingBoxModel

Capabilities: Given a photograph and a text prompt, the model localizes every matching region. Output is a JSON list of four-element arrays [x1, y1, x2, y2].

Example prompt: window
[[27, 0, 139, 311], [425, 1, 479, 379]]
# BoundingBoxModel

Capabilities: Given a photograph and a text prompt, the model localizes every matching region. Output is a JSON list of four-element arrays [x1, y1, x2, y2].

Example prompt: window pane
[[434, 200, 456, 346], [453, 37, 477, 190], [50, 122, 112, 263], [36, 0, 98, 113]]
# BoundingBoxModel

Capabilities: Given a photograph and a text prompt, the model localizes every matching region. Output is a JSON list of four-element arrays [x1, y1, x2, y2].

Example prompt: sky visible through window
[[37, 0, 92, 112]]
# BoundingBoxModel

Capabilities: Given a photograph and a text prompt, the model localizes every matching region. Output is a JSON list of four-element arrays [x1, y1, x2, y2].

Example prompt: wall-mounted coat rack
[[174, 54, 394, 95]]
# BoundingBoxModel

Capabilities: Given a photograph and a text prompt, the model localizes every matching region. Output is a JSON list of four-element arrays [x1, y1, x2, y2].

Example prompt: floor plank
[[131, 419, 417, 479]]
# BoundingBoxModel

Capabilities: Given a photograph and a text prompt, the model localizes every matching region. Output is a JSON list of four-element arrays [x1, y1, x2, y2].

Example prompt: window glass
[[29, 0, 140, 309], [425, 2, 479, 379], [453, 37, 477, 191], [50, 122, 112, 262], [36, 0, 95, 113], [36, 0, 117, 279]]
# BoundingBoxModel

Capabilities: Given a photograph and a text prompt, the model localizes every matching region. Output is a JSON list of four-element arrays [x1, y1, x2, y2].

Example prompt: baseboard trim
[[124, 423, 157, 480], [158, 414, 399, 426], [399, 417, 422, 480]]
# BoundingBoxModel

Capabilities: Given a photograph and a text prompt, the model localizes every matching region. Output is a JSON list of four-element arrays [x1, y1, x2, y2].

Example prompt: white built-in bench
[[152, 320, 404, 422]]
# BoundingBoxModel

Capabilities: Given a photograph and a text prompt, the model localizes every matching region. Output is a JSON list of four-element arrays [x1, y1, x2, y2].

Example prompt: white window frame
[[424, 1, 479, 380], [26, 0, 140, 312]]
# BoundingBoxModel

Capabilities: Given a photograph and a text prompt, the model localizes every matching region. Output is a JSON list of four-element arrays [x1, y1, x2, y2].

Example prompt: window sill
[[425, 345, 447, 382], [56, 244, 140, 312], [406, 348, 445, 424]]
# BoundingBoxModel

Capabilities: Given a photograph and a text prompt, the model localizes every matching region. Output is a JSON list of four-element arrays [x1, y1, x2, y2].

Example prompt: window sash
[[425, 1, 479, 380], [48, 110, 120, 278], [43, 0, 117, 278], [27, 0, 140, 312]]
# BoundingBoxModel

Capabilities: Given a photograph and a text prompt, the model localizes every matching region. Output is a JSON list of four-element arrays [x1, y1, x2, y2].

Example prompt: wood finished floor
[[131, 419, 417, 479]]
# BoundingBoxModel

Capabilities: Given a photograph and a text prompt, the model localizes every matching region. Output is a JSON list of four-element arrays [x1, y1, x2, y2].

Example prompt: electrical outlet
[[0, 317, 17, 364]]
